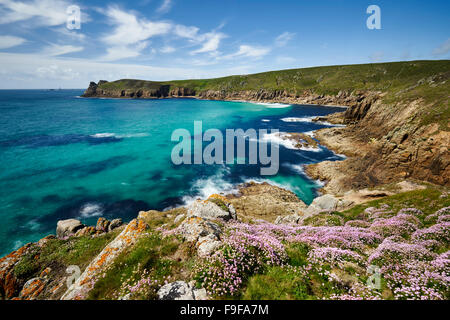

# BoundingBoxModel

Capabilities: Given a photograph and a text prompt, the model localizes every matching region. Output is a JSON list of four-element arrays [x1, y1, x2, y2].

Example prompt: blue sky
[[0, 0, 449, 88]]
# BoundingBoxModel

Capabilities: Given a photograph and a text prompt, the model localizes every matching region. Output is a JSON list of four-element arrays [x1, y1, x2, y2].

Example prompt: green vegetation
[[342, 187, 450, 224], [87, 232, 194, 300], [14, 231, 120, 279]]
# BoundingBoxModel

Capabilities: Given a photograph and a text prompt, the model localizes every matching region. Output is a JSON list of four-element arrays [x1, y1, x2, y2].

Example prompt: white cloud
[[156, 0, 172, 14], [224, 45, 270, 59], [160, 46, 175, 53], [103, 7, 171, 46], [191, 32, 227, 55], [0, 52, 256, 88], [0, 35, 26, 49], [101, 42, 150, 61], [40, 43, 83, 56], [0, 0, 70, 26], [99, 6, 172, 61], [433, 38, 450, 56], [275, 32, 295, 47], [174, 24, 199, 39]]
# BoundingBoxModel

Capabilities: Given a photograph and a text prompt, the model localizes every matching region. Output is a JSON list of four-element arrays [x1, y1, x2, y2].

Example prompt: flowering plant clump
[[425, 206, 450, 223], [364, 205, 394, 221], [369, 214, 420, 238], [397, 208, 424, 218], [195, 222, 287, 297], [412, 222, 450, 244], [345, 220, 371, 228], [308, 247, 365, 268], [192, 204, 449, 300], [368, 239, 436, 266], [287, 226, 382, 251]]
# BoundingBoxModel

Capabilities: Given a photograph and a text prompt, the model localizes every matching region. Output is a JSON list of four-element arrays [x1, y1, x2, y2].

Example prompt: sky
[[0, 0, 449, 89]]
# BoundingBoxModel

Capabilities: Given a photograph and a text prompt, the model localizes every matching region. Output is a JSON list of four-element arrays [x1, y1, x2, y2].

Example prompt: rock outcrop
[[61, 218, 148, 300], [157, 281, 207, 300]]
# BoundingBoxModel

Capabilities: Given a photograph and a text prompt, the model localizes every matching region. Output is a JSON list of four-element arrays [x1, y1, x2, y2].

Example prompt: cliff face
[[81, 80, 195, 98]]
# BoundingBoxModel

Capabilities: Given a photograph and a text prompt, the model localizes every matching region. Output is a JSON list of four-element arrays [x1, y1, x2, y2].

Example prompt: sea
[[0, 89, 346, 256]]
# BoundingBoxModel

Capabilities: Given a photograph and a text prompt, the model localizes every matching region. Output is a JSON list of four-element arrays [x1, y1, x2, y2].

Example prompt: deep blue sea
[[0, 90, 345, 256]]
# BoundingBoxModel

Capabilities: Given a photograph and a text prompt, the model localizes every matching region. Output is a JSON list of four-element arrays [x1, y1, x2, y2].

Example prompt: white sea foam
[[90, 133, 115, 138], [90, 132, 150, 139], [254, 102, 292, 108], [283, 163, 305, 175], [181, 167, 236, 205], [261, 119, 271, 122], [281, 117, 314, 123], [79, 203, 104, 218], [281, 117, 346, 127], [261, 132, 321, 152]]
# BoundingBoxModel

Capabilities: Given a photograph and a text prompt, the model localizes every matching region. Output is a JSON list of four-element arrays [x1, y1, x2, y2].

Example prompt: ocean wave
[[90, 132, 150, 139], [181, 167, 236, 205], [281, 117, 346, 127], [261, 132, 322, 152], [254, 102, 292, 108], [281, 117, 314, 123]]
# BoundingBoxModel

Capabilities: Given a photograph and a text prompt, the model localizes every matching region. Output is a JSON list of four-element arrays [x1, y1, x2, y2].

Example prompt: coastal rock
[[157, 281, 194, 300], [56, 219, 85, 239], [61, 218, 149, 300], [18, 276, 47, 300], [227, 182, 307, 222], [96, 217, 110, 232], [174, 214, 186, 224], [0, 243, 35, 299], [187, 200, 233, 221], [108, 218, 123, 232], [197, 234, 222, 257], [308, 194, 340, 213], [157, 281, 207, 300], [74, 226, 97, 237], [275, 214, 301, 224], [178, 217, 222, 242]]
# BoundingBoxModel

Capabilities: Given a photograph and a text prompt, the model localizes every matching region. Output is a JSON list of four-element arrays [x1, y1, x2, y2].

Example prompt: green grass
[[87, 232, 181, 300], [342, 187, 450, 224], [13, 231, 120, 279]]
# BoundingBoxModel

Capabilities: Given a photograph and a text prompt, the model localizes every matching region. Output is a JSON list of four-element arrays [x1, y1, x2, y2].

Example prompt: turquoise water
[[0, 90, 345, 256]]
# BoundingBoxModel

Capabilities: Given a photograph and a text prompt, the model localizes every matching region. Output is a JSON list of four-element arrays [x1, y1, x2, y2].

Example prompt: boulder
[[178, 217, 222, 242], [274, 214, 301, 225], [197, 234, 222, 257], [108, 218, 122, 232], [157, 281, 194, 300], [187, 200, 232, 221], [56, 219, 85, 238], [309, 194, 340, 212], [157, 281, 208, 300], [95, 217, 110, 232]]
